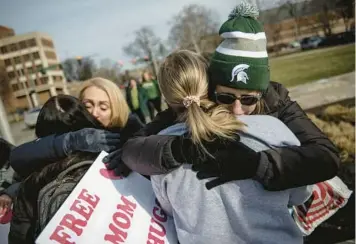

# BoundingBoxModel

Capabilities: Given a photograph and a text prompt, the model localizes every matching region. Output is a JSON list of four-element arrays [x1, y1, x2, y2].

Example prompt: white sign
[[36, 151, 178, 244]]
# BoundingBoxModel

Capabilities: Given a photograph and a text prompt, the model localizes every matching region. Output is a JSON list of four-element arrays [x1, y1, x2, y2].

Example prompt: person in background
[[10, 77, 143, 179], [141, 70, 161, 120], [126, 78, 148, 124]]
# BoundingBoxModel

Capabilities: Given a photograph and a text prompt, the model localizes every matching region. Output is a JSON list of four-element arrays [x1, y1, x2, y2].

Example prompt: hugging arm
[[256, 99, 340, 190], [11, 128, 120, 178]]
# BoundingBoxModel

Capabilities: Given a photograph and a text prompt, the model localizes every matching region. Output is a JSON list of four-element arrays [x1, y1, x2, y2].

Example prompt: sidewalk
[[288, 72, 355, 111]]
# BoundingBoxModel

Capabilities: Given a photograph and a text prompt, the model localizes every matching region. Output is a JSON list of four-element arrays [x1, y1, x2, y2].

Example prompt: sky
[[0, 0, 279, 69]]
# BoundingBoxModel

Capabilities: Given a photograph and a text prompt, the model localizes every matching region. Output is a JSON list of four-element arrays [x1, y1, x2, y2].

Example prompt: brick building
[[0, 31, 68, 110]]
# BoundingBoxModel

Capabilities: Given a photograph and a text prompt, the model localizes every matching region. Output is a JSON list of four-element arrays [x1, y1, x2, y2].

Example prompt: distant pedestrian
[[141, 71, 161, 120], [126, 78, 148, 124]]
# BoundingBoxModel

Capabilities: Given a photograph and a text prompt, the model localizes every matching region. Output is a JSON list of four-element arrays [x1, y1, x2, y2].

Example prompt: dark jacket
[[122, 81, 340, 190], [9, 153, 96, 244], [0, 138, 21, 198], [126, 84, 149, 116], [10, 114, 144, 178], [8, 115, 143, 244]]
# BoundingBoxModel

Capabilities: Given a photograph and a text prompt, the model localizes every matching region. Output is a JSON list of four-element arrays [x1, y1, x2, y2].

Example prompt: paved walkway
[[288, 72, 355, 111]]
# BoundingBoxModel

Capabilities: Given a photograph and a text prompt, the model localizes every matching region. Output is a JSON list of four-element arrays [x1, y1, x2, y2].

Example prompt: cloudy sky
[[0, 0, 280, 68]]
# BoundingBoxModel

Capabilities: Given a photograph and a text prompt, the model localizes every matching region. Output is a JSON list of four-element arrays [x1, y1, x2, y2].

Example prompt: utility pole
[[0, 96, 14, 144]]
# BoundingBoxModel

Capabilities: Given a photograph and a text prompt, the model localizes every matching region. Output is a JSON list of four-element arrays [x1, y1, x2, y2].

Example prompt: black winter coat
[[122, 81, 340, 190]]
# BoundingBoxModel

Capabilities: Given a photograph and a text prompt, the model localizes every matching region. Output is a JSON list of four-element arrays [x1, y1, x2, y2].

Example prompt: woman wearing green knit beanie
[[111, 1, 340, 226], [208, 1, 270, 115]]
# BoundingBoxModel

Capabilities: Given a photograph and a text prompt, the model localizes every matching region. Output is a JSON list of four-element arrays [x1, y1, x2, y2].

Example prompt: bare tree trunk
[[188, 24, 201, 54]]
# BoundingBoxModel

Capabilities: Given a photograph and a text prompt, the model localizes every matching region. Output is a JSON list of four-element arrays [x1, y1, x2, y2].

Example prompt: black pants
[[147, 97, 161, 120], [132, 109, 146, 124]]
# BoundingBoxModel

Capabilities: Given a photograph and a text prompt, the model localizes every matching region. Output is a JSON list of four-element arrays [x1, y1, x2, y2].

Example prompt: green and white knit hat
[[209, 1, 270, 91]]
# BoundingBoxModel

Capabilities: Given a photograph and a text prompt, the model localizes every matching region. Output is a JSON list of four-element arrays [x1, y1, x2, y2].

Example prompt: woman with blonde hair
[[10, 77, 143, 178], [149, 49, 310, 244], [108, 2, 339, 195]]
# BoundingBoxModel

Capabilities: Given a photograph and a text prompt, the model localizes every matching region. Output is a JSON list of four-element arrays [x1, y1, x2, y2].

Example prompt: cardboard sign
[[36, 151, 178, 244]]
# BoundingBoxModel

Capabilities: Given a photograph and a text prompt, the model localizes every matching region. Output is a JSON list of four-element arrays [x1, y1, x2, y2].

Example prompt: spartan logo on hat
[[230, 64, 249, 84]]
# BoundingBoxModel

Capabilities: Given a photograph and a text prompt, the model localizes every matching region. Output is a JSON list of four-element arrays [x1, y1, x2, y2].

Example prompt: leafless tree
[[279, 0, 308, 39], [168, 4, 219, 54], [123, 26, 161, 77], [335, 0, 355, 31], [94, 59, 121, 84], [78, 57, 96, 81], [309, 0, 338, 36]]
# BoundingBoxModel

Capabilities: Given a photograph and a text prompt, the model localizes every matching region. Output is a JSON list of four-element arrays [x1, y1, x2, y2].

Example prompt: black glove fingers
[[205, 178, 228, 190], [196, 170, 218, 180]]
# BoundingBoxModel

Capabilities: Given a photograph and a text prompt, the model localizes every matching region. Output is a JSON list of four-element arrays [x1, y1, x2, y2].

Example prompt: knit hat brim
[[209, 52, 270, 91]]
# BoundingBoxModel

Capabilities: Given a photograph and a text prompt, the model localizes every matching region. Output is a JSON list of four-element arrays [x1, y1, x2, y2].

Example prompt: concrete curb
[[288, 72, 355, 111]]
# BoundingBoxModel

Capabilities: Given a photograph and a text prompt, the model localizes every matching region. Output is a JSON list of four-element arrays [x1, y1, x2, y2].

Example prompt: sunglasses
[[215, 92, 262, 106]]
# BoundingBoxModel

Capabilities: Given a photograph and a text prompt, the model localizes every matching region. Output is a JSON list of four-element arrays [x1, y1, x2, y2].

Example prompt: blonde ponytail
[[159, 50, 244, 147]]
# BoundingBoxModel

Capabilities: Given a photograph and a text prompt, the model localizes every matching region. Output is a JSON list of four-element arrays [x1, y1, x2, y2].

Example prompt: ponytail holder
[[183, 96, 200, 108]]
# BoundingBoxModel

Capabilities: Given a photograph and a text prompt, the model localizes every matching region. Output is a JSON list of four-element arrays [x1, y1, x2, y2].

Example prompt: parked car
[[301, 36, 324, 50], [24, 107, 41, 128], [289, 40, 301, 49], [319, 31, 355, 47]]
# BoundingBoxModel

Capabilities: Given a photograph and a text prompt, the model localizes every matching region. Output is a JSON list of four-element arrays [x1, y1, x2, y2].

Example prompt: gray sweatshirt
[[151, 115, 312, 244]]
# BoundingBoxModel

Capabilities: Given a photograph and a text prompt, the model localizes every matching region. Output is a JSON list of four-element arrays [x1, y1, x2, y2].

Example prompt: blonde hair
[[159, 50, 244, 146], [78, 77, 129, 128]]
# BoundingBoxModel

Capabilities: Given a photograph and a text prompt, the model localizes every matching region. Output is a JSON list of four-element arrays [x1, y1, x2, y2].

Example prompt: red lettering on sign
[[48, 188, 100, 243], [70, 199, 94, 221], [104, 196, 137, 244], [49, 226, 75, 244], [147, 199, 168, 244], [104, 223, 128, 243], [60, 213, 86, 236], [78, 188, 100, 208]]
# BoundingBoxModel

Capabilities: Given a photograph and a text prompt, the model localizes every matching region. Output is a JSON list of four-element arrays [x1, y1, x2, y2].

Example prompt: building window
[[12, 84, 19, 91], [28, 38, 36, 47], [41, 38, 54, 48], [4, 59, 11, 66], [36, 64, 42, 71], [27, 67, 34, 74], [24, 54, 31, 62], [14, 57, 21, 64], [17, 69, 24, 76], [19, 41, 27, 49], [8, 71, 15, 79], [32, 52, 40, 60], [45, 51, 57, 60], [40, 77, 48, 84], [9, 43, 17, 52], [0, 46, 8, 54]]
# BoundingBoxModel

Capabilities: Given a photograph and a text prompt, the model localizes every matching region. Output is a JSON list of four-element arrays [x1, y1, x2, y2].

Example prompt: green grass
[[270, 44, 355, 87]]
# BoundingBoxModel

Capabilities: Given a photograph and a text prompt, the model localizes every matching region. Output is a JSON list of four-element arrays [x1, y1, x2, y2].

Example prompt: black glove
[[103, 149, 131, 177], [191, 140, 260, 190], [171, 135, 241, 166], [63, 128, 121, 155]]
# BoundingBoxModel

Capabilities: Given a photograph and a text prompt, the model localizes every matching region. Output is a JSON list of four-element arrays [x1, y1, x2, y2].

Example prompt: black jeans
[[147, 97, 161, 120]]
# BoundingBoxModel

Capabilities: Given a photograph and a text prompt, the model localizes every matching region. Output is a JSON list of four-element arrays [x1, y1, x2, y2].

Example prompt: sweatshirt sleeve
[[256, 99, 340, 190], [10, 134, 67, 178], [122, 108, 179, 175], [151, 175, 173, 215], [288, 185, 313, 206]]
